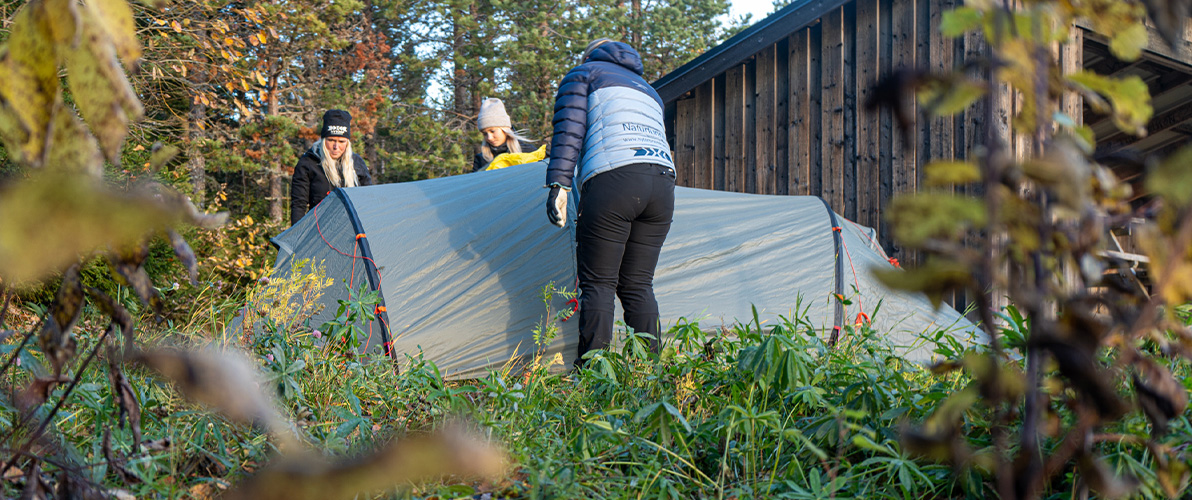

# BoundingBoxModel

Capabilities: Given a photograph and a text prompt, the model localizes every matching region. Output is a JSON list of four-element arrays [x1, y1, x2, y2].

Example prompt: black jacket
[[290, 141, 373, 225], [472, 139, 539, 172]]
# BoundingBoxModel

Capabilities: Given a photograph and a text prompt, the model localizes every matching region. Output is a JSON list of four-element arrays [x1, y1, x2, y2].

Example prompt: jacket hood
[[586, 42, 645, 76], [305, 140, 325, 162]]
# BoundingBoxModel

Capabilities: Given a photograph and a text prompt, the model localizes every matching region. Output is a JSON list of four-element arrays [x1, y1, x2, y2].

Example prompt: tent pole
[[817, 198, 846, 345], [332, 188, 398, 368]]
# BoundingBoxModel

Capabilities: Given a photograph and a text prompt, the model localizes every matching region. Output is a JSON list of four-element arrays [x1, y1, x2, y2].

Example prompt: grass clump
[[1, 272, 1189, 499]]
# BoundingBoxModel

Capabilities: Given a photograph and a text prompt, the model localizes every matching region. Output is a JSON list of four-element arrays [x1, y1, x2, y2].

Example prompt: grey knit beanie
[[476, 98, 512, 131], [583, 37, 615, 61]]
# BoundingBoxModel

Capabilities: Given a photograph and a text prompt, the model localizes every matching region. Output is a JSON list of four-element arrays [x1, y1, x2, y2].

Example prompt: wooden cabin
[[653, 0, 1192, 264]]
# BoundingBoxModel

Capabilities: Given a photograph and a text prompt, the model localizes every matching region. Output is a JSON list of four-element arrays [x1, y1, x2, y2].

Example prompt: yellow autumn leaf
[[1109, 23, 1147, 62], [1067, 71, 1152, 136], [923, 161, 981, 187], [0, 2, 62, 166], [88, 0, 141, 63], [1145, 145, 1192, 209], [45, 104, 104, 175], [0, 54, 32, 155], [43, 0, 77, 45], [234, 99, 252, 117], [255, 71, 267, 86], [171, 20, 181, 32], [918, 79, 986, 118], [63, 5, 143, 162], [0, 174, 173, 283]]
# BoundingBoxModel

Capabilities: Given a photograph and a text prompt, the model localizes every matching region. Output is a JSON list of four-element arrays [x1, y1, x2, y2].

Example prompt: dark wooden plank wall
[[667, 0, 1085, 265]]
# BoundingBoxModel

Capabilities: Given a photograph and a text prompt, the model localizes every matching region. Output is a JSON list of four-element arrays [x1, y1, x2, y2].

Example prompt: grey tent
[[270, 161, 976, 379]]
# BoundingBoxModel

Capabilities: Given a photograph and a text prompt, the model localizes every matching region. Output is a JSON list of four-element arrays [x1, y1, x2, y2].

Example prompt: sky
[[727, 0, 779, 25]]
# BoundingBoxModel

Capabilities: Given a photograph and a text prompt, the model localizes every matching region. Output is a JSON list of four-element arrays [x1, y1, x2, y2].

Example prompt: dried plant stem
[[1040, 412, 1096, 481], [1016, 12, 1058, 499], [0, 325, 114, 475], [0, 287, 11, 329], [981, 6, 1012, 500], [0, 318, 43, 383]]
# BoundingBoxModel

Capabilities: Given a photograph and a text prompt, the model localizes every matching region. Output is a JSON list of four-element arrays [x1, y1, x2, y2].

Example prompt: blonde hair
[[481, 127, 535, 162], [320, 139, 358, 188]]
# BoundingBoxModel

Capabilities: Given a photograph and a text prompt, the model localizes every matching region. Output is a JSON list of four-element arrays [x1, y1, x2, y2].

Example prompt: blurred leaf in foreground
[[225, 429, 508, 500], [108, 242, 164, 317], [130, 347, 297, 449], [106, 345, 142, 448], [0, 173, 227, 284], [37, 264, 84, 374]]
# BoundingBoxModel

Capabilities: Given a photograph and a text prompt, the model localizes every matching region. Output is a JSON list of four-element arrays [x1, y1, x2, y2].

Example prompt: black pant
[[575, 163, 675, 364]]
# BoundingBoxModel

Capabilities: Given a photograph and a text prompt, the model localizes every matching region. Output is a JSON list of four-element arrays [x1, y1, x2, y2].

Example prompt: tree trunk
[[631, 0, 641, 48], [187, 25, 209, 206], [450, 0, 484, 121], [267, 70, 280, 116], [269, 171, 284, 222], [267, 68, 284, 223], [187, 104, 206, 206], [452, 4, 469, 119], [470, 0, 482, 114], [365, 136, 379, 181]]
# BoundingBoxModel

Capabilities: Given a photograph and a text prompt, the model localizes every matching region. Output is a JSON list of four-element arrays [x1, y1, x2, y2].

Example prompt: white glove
[[546, 186, 569, 228]]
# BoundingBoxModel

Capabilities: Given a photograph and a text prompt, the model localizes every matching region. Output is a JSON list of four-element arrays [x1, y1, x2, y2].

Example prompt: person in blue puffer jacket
[[544, 38, 677, 367]]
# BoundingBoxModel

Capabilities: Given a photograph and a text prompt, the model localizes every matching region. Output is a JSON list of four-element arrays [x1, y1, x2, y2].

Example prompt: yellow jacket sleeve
[[485, 145, 548, 171]]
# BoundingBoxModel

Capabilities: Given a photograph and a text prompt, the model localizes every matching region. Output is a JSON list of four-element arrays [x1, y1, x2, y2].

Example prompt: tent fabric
[[271, 161, 977, 380]]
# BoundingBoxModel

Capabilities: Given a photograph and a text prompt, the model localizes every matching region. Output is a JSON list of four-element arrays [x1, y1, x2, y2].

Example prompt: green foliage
[[0, 0, 753, 497], [5, 265, 1192, 498], [917, 78, 986, 117], [531, 282, 577, 351], [886, 193, 986, 249], [879, 0, 1192, 497], [940, 6, 982, 37], [922, 160, 981, 188]]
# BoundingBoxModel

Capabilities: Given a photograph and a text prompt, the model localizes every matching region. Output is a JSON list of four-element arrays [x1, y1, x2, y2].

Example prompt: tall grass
[[1, 272, 1188, 499]]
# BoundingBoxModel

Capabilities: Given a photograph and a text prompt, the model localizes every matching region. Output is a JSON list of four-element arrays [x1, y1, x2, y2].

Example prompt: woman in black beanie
[[290, 109, 373, 225]]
